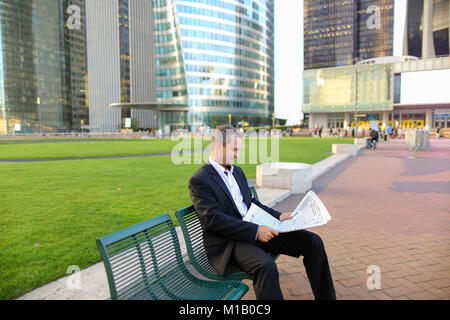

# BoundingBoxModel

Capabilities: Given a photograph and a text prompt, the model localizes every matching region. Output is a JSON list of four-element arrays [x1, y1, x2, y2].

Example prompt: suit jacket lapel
[[206, 164, 242, 218]]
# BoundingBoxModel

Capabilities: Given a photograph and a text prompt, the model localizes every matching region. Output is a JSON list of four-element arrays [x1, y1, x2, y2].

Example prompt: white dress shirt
[[208, 156, 248, 218]]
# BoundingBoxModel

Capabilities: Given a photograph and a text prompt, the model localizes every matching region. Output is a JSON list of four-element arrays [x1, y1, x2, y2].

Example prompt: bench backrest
[[175, 205, 219, 277], [248, 182, 259, 201], [96, 214, 186, 300]]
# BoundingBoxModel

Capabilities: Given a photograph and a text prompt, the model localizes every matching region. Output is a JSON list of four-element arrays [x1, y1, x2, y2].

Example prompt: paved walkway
[[242, 139, 450, 300]]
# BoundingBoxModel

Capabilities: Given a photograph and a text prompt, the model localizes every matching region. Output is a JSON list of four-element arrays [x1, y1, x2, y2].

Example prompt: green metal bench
[[175, 182, 279, 281], [248, 182, 259, 201], [96, 213, 248, 300]]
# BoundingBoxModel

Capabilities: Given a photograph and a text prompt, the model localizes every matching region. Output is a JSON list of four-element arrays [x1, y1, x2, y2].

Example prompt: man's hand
[[257, 226, 279, 243], [279, 212, 293, 221]]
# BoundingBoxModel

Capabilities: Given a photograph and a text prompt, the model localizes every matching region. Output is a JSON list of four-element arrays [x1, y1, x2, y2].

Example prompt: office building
[[86, 0, 275, 132], [0, 0, 89, 134], [303, 0, 450, 130], [304, 0, 394, 70]]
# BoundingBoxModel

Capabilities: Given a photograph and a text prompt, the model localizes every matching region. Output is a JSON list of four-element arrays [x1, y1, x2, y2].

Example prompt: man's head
[[210, 125, 243, 166]]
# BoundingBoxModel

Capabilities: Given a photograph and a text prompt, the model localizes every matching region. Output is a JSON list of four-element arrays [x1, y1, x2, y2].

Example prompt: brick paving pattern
[[242, 139, 450, 300]]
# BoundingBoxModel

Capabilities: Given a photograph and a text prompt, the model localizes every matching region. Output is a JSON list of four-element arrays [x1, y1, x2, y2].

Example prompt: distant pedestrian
[[393, 127, 398, 138], [437, 127, 444, 139], [319, 126, 323, 138], [386, 126, 392, 138]]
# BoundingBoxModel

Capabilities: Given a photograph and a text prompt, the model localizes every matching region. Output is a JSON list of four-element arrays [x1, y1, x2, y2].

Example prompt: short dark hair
[[211, 125, 241, 145]]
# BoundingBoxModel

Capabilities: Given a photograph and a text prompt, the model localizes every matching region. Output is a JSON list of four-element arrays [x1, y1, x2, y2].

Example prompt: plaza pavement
[[18, 138, 449, 300], [242, 139, 450, 300]]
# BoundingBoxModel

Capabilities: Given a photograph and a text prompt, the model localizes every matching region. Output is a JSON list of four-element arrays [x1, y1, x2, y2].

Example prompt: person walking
[[436, 127, 441, 139], [386, 125, 392, 139]]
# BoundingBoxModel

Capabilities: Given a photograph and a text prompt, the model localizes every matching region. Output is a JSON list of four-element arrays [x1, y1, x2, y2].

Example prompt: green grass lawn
[[0, 137, 353, 299]]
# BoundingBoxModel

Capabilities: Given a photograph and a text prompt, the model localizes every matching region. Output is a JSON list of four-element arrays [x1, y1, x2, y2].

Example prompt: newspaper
[[243, 191, 331, 232]]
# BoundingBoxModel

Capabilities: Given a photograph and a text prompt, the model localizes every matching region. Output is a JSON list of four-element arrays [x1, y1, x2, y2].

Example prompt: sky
[[274, 0, 408, 125], [274, 0, 303, 125]]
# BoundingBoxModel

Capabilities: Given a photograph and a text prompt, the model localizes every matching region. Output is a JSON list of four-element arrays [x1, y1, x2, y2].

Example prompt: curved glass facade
[[152, 0, 189, 126], [153, 0, 188, 101], [173, 0, 274, 129]]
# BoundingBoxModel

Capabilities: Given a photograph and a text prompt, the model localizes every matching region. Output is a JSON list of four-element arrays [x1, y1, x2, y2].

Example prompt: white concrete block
[[354, 138, 366, 146], [256, 162, 312, 194], [332, 144, 359, 156]]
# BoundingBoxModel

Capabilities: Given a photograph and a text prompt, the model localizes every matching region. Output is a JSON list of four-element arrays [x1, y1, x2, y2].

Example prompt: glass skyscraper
[[405, 0, 450, 58], [152, 0, 190, 127], [174, 0, 275, 128], [304, 0, 394, 70], [0, 0, 88, 134]]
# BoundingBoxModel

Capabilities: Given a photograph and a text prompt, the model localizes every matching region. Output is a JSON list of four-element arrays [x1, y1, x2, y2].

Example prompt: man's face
[[215, 135, 243, 165]]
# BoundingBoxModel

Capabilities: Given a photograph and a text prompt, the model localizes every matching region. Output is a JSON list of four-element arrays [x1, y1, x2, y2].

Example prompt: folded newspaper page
[[243, 191, 331, 233]]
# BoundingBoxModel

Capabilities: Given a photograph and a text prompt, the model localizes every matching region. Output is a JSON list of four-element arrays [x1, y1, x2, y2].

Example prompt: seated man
[[188, 125, 336, 300], [366, 128, 379, 149]]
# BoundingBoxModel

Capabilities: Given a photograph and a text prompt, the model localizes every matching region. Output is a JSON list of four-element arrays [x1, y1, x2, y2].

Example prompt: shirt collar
[[208, 156, 234, 175]]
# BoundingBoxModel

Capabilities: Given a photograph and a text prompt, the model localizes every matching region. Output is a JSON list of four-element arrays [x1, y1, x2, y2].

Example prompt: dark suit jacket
[[188, 162, 282, 275]]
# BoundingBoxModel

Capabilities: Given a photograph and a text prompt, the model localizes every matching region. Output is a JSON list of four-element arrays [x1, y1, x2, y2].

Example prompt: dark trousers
[[229, 230, 336, 300]]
